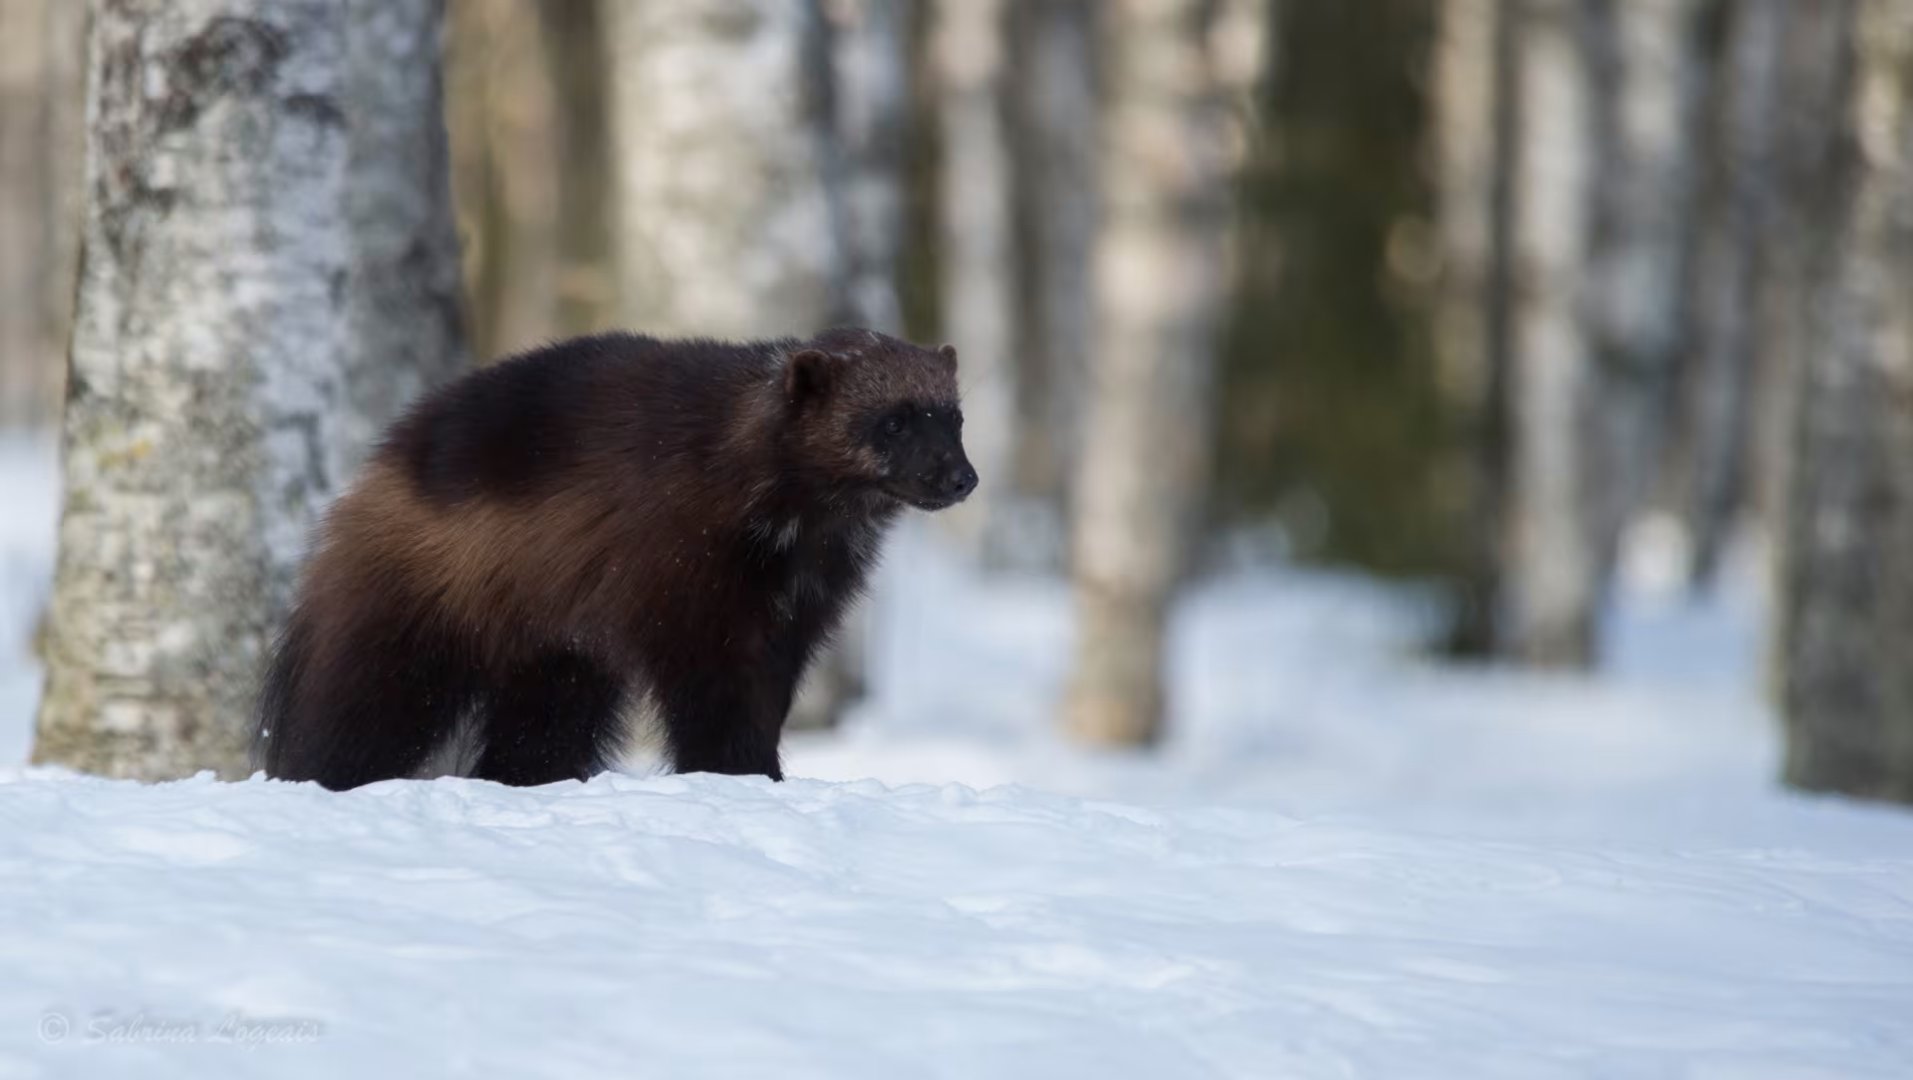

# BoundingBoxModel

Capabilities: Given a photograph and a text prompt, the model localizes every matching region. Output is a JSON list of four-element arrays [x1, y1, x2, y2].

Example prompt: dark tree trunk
[[1779, 0, 1913, 804]]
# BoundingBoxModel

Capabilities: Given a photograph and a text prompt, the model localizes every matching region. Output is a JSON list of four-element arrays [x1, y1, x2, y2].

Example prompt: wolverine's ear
[[937, 344, 958, 372], [785, 348, 838, 403]]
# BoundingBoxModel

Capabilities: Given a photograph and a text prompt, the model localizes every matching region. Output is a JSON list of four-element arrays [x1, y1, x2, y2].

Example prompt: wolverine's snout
[[914, 447, 976, 509], [940, 459, 978, 503]]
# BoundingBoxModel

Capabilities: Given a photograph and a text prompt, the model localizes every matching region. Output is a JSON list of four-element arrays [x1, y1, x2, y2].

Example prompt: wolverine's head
[[783, 328, 978, 511]]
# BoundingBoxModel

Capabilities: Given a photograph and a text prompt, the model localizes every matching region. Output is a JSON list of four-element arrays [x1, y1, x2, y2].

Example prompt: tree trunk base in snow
[[1513, 613, 1598, 671], [1065, 586, 1166, 748]]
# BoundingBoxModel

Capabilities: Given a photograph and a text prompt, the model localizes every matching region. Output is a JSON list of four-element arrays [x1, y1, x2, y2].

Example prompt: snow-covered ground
[[1, 436, 1910, 1078]]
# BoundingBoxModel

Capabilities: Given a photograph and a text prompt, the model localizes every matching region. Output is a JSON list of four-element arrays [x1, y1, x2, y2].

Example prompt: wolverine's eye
[[883, 415, 905, 437]]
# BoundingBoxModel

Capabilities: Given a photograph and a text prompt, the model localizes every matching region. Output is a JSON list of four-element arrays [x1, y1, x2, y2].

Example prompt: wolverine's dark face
[[866, 399, 977, 511], [784, 328, 979, 512]]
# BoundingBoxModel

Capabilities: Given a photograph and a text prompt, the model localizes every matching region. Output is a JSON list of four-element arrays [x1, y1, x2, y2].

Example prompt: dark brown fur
[[256, 328, 974, 789]]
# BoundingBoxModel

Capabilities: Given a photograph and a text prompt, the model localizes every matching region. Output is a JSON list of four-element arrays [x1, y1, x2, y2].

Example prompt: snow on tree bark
[[34, 0, 467, 779], [1779, 0, 1913, 804], [1066, 0, 1240, 747]]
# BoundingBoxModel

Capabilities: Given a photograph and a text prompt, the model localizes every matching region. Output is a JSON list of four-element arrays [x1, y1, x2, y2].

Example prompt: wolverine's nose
[[941, 465, 978, 502]]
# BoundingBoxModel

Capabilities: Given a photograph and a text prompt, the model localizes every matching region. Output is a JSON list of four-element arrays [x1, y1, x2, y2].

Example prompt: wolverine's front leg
[[651, 656, 798, 780]]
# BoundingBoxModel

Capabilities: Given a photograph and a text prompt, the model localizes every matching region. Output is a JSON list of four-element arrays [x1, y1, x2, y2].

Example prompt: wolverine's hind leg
[[259, 604, 480, 790], [470, 649, 628, 786]]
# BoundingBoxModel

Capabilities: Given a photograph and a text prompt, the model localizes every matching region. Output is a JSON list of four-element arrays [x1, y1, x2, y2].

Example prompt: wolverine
[[255, 328, 976, 789]]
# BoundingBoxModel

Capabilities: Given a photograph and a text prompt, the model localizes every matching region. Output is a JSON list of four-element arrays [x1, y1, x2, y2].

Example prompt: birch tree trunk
[[929, 0, 1015, 560], [443, 0, 612, 362], [1504, 0, 1600, 666], [33, 0, 467, 779], [1432, 0, 1514, 654], [37, 0, 87, 410], [1754, 2, 1856, 556], [1432, 0, 1501, 413], [789, 0, 916, 732], [0, 0, 83, 428], [1672, 0, 1782, 587], [539, 0, 615, 338], [605, 1, 857, 731], [446, 0, 565, 362], [1581, 0, 1710, 566], [831, 0, 912, 335], [604, 0, 846, 338], [1779, 0, 1913, 804], [1004, 0, 1099, 569], [1501, 0, 1709, 665], [1066, 0, 1239, 746], [0, 0, 49, 427], [337, 2, 468, 452]]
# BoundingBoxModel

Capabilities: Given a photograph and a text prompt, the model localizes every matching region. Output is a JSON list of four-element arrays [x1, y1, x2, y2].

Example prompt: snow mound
[[3, 769, 1911, 1079]]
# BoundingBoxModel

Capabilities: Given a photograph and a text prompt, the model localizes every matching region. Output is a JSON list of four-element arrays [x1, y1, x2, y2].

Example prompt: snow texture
[[1, 438, 1910, 1078]]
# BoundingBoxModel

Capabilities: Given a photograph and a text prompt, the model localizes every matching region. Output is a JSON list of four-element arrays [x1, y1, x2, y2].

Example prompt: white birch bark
[[929, 0, 1014, 558], [1503, 0, 1713, 666], [337, 0, 468, 451], [830, 0, 911, 334], [1004, 0, 1099, 569], [33, 0, 466, 779], [603, 0, 845, 338], [1066, 0, 1239, 746], [1582, 0, 1709, 575], [790, 0, 915, 732], [1505, 0, 1600, 666], [605, 1, 859, 730], [1779, 0, 1913, 804]]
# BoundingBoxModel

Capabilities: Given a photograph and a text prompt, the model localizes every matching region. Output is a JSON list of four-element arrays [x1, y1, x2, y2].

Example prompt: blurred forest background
[[1, 0, 1910, 804]]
